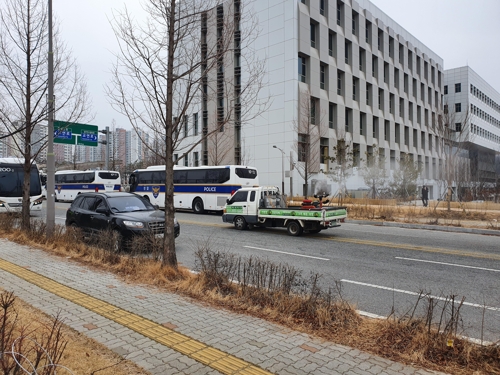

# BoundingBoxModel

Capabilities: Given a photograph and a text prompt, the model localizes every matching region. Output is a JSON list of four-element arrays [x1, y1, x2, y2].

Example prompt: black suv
[[66, 192, 179, 250]]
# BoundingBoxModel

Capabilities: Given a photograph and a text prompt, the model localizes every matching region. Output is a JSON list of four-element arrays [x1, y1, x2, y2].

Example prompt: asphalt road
[[33, 203, 500, 343]]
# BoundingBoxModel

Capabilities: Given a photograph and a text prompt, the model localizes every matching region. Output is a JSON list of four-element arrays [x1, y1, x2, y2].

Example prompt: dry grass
[[0, 214, 499, 375], [0, 291, 149, 375]]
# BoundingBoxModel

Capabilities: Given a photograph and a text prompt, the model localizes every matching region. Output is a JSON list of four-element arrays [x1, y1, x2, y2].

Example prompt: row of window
[[173, 152, 200, 167], [174, 114, 199, 139], [470, 84, 500, 114], [301, 56, 441, 111], [471, 104, 500, 129], [471, 123, 500, 144], [307, 4, 442, 88]]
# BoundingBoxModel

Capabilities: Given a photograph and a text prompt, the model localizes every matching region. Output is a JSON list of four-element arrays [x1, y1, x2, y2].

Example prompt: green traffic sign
[[54, 120, 99, 147]]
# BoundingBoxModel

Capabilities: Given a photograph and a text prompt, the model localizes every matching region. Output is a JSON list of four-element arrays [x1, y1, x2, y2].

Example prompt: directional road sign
[[54, 121, 99, 147]]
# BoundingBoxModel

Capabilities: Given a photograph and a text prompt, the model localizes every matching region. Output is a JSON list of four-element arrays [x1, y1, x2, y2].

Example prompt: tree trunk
[[162, 0, 178, 268]]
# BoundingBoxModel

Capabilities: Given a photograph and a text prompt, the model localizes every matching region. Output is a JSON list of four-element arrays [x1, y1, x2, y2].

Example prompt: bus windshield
[[0, 164, 41, 197]]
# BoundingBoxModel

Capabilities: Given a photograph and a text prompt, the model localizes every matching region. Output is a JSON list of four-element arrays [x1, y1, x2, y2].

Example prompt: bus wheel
[[193, 198, 205, 214], [234, 216, 247, 230], [287, 221, 303, 236]]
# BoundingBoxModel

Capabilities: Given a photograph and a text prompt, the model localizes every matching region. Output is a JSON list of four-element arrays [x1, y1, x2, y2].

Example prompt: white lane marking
[[396, 256, 500, 273], [340, 279, 500, 312], [244, 246, 329, 261]]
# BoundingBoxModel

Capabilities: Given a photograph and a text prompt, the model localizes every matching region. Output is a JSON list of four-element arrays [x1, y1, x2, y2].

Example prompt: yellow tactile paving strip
[[0, 258, 273, 375]]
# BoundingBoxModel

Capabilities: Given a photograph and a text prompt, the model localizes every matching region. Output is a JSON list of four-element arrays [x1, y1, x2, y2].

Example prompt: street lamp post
[[273, 145, 285, 196]]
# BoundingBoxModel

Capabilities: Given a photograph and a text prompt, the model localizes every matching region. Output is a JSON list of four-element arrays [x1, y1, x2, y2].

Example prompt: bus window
[[235, 168, 257, 179]]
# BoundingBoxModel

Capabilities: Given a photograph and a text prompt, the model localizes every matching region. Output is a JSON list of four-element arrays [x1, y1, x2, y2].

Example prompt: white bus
[[54, 170, 121, 202], [129, 165, 259, 213], [0, 157, 44, 212]]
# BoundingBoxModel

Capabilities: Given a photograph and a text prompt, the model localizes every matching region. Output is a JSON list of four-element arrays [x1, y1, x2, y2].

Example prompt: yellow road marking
[[322, 237, 500, 261], [179, 220, 500, 261], [0, 258, 273, 375]]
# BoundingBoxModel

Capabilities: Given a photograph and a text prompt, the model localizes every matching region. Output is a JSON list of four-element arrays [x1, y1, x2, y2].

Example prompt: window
[[310, 97, 317, 124], [352, 11, 358, 36], [231, 190, 248, 203], [298, 55, 307, 82], [394, 68, 399, 90], [372, 55, 378, 78], [395, 123, 400, 144], [377, 28, 383, 52], [408, 50, 413, 71], [409, 102, 413, 121], [399, 98, 404, 118], [373, 116, 379, 138], [403, 73, 408, 93], [359, 47, 365, 72], [413, 78, 417, 98], [455, 123, 462, 132], [336, 0, 343, 26], [416, 56, 421, 76], [320, 138, 329, 163], [404, 126, 409, 146], [365, 20, 371, 43], [384, 120, 389, 141], [329, 103, 336, 129], [360, 112, 366, 135], [174, 153, 179, 165], [345, 107, 352, 132], [353, 77, 358, 101], [455, 103, 461, 112], [431, 66, 435, 84], [384, 62, 389, 84], [328, 32, 336, 57], [444, 85, 448, 95], [421, 131, 425, 149], [298, 133, 309, 162], [345, 40, 351, 64], [193, 152, 199, 167], [310, 23, 316, 48], [320, 64, 326, 90], [193, 113, 198, 135], [320, 0, 325, 15], [389, 93, 394, 114], [399, 43, 404, 65], [184, 154, 189, 167], [366, 83, 372, 106], [455, 83, 461, 93], [183, 115, 188, 137], [337, 69, 344, 95], [424, 61, 428, 80], [378, 88, 384, 110], [389, 36, 394, 58]]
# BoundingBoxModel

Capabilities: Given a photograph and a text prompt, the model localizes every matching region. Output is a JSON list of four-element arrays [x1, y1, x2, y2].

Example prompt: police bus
[[0, 157, 44, 212], [54, 170, 121, 202], [129, 165, 259, 213]]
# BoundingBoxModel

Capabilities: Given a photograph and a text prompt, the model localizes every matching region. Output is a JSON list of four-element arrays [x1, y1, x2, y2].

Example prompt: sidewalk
[[0, 238, 447, 375]]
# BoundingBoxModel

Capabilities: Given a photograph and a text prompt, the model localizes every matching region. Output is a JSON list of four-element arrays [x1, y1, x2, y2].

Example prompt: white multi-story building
[[188, 0, 445, 198], [444, 66, 500, 185]]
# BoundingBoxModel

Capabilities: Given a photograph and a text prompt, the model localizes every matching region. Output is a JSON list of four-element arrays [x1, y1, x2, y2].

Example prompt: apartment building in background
[[188, 0, 446, 198], [444, 66, 500, 187]]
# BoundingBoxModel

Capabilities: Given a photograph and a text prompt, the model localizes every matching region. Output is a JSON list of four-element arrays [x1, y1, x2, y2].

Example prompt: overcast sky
[[52, 0, 500, 131]]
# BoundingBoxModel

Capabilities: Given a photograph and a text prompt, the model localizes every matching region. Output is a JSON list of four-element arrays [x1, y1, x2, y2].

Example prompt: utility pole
[[99, 126, 110, 170], [46, 0, 55, 236], [273, 145, 285, 196]]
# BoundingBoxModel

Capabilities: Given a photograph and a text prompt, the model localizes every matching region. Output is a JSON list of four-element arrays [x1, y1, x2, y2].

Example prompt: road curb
[[347, 219, 500, 237]]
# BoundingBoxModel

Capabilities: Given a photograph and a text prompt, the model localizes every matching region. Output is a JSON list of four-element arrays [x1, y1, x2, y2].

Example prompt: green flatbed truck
[[222, 186, 347, 236]]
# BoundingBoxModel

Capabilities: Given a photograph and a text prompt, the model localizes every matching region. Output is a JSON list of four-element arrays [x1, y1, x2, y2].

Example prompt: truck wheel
[[193, 198, 205, 214], [287, 221, 303, 236], [234, 216, 248, 230]]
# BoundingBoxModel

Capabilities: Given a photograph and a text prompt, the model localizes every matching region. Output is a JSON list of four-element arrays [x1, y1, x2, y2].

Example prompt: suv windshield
[[107, 196, 153, 212]]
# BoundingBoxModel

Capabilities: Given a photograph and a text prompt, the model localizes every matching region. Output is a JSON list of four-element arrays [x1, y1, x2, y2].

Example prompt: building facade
[[444, 66, 500, 188], [191, 0, 446, 198]]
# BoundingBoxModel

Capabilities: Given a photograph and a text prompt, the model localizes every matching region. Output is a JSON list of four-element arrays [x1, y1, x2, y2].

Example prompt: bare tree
[[360, 145, 387, 199], [389, 153, 421, 201], [292, 90, 327, 197], [434, 104, 473, 210], [326, 134, 355, 205], [106, 0, 266, 267], [0, 0, 90, 229]]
